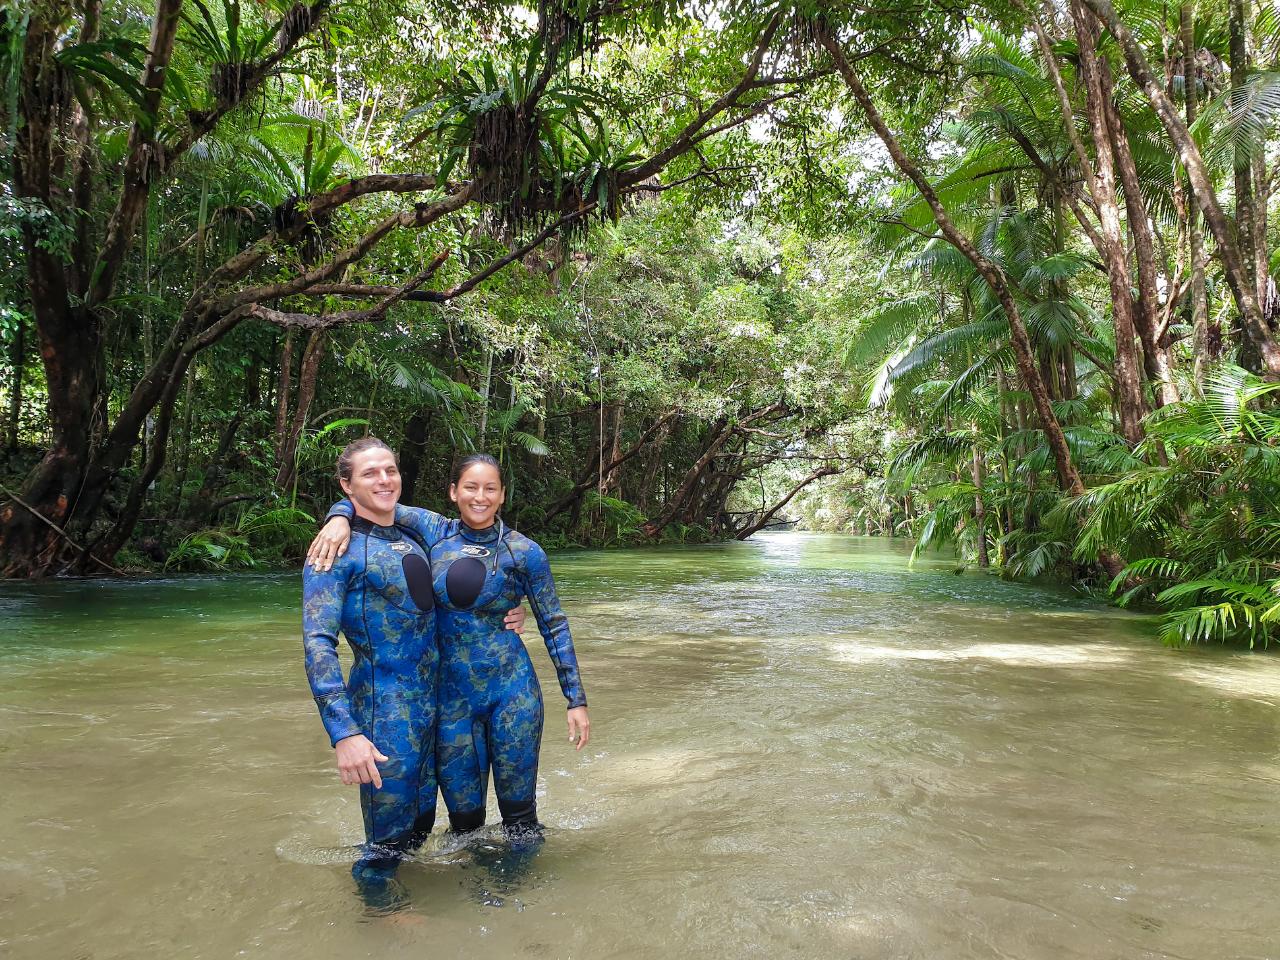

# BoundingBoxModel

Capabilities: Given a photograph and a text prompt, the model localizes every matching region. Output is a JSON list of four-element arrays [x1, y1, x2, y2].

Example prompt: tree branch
[[623, 13, 784, 184], [734, 467, 840, 540], [244, 254, 449, 330], [215, 186, 475, 312], [87, 0, 184, 307], [545, 410, 678, 521]]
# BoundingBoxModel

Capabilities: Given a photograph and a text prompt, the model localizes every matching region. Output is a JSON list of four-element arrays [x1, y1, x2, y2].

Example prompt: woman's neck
[[459, 518, 501, 541]]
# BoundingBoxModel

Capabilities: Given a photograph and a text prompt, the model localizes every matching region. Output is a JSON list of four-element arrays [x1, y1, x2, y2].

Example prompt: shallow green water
[[1, 533, 1278, 959]]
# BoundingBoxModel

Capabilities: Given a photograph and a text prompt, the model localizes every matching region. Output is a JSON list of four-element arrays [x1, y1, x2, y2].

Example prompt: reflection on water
[[1, 533, 1278, 959]]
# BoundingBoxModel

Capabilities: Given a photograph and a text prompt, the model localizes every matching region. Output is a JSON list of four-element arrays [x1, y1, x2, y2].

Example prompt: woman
[[313, 453, 590, 840], [302, 438, 525, 904]]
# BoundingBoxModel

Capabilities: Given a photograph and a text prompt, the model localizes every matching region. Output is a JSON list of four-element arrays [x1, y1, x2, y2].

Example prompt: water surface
[[2, 534, 1277, 958]]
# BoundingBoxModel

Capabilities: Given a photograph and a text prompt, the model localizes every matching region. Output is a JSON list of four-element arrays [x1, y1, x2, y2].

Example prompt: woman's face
[[450, 462, 505, 529], [339, 447, 401, 521]]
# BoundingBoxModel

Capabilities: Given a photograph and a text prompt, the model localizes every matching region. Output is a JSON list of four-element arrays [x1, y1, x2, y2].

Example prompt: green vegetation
[[3, 0, 1280, 647]]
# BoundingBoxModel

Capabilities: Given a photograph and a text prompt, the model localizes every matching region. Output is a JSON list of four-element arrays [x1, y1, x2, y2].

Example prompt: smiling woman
[[450, 453, 505, 529], [431, 454, 591, 838]]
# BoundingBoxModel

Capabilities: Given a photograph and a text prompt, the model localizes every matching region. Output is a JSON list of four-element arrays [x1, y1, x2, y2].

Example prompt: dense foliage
[[3, 0, 1279, 647]]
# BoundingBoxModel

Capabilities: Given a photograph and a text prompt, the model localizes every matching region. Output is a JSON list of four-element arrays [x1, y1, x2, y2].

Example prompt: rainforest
[[3, 0, 1280, 648]]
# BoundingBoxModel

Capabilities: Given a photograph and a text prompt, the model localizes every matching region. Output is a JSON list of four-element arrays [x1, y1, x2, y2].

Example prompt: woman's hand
[[567, 706, 590, 751], [307, 516, 352, 572]]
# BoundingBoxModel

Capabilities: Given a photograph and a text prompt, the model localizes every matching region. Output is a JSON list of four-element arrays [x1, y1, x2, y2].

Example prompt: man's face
[[340, 448, 401, 521]]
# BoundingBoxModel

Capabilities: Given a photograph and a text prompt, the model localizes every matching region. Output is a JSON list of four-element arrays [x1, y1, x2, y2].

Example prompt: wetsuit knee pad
[[448, 808, 486, 833]]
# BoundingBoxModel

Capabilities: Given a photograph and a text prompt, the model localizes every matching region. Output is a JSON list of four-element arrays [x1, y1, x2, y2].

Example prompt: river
[[1, 533, 1277, 959]]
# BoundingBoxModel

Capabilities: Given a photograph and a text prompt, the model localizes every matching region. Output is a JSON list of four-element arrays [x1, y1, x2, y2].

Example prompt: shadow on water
[[1, 533, 1278, 960]]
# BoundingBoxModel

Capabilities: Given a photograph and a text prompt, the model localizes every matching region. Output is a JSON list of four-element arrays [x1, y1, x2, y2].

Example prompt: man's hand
[[335, 734, 388, 788], [567, 706, 591, 752], [308, 516, 352, 572], [505, 605, 527, 635]]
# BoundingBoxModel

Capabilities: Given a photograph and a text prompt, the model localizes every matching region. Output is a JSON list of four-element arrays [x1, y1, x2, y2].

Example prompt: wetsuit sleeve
[[392, 504, 449, 545], [324, 499, 355, 522], [323, 499, 449, 545], [520, 542, 587, 709], [302, 555, 363, 746]]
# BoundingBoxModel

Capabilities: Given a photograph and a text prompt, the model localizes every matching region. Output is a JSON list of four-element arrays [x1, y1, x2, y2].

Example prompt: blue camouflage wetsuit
[[302, 511, 448, 898], [428, 519, 586, 836]]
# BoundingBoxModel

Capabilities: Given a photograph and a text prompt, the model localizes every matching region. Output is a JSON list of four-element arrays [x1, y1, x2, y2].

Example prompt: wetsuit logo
[[390, 542, 412, 553], [461, 545, 491, 558]]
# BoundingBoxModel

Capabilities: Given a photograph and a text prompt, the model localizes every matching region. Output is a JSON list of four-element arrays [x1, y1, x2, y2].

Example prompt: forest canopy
[[3, 0, 1280, 646]]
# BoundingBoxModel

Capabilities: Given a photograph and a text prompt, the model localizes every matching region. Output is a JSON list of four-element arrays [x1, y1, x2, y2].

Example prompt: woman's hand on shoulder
[[308, 516, 352, 572]]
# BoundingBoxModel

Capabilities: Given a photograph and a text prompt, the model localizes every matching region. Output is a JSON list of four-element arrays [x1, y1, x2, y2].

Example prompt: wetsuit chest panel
[[362, 534, 433, 617], [444, 556, 488, 609], [401, 553, 434, 611]]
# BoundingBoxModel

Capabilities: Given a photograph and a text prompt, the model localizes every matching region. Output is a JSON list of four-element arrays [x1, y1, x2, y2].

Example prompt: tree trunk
[[0, 6, 110, 574], [1182, 1, 1213, 379], [1071, 0, 1149, 442], [972, 442, 990, 568], [182, 411, 244, 528], [477, 347, 493, 444], [1228, 0, 1257, 303], [1049, 194, 1079, 402], [1102, 68, 1178, 407], [87, 0, 184, 308], [1079, 0, 1280, 376], [600, 402, 625, 497], [273, 329, 296, 466], [69, 0, 101, 295], [398, 411, 431, 506], [167, 367, 198, 517], [275, 330, 328, 493], [5, 315, 24, 453]]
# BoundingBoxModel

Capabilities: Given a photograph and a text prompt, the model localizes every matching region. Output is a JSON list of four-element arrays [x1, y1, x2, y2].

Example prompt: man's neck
[[353, 503, 395, 527]]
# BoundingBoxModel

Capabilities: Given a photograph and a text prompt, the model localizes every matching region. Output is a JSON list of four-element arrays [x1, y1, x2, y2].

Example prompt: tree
[[0, 0, 822, 574]]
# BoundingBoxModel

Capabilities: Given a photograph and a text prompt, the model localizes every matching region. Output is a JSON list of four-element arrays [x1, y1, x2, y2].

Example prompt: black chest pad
[[401, 553, 434, 611], [446, 556, 488, 609]]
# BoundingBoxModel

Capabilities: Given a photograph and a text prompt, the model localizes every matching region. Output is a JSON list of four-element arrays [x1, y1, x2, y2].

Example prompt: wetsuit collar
[[351, 516, 403, 541], [458, 519, 503, 545]]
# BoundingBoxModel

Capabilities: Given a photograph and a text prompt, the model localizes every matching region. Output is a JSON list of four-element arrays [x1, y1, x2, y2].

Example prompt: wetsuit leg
[[488, 666, 544, 840], [437, 680, 489, 833], [352, 752, 415, 909], [351, 702, 438, 908]]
